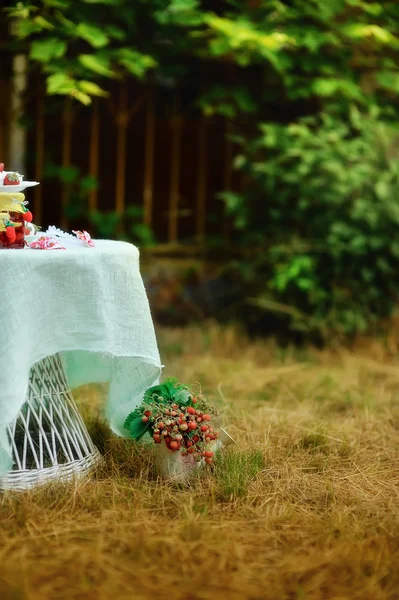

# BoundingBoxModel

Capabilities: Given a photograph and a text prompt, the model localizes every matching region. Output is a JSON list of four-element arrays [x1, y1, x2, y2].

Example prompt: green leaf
[[76, 23, 109, 48], [58, 165, 80, 183], [214, 103, 236, 118], [105, 25, 127, 41], [312, 78, 339, 97], [46, 72, 76, 95], [204, 14, 294, 60], [155, 0, 203, 27], [117, 49, 157, 78], [89, 211, 122, 237], [16, 20, 43, 38], [71, 90, 91, 105], [80, 0, 117, 4], [125, 415, 150, 440], [233, 88, 257, 113], [174, 388, 191, 405], [43, 0, 69, 6], [342, 24, 399, 49], [80, 175, 98, 192], [219, 191, 243, 214], [130, 223, 155, 246], [142, 378, 181, 404], [376, 71, 399, 94], [124, 408, 141, 430], [346, 0, 383, 16], [6, 4, 39, 19], [143, 383, 171, 404], [33, 16, 55, 30], [78, 54, 114, 77], [47, 73, 92, 105], [78, 80, 109, 97], [30, 38, 67, 62]]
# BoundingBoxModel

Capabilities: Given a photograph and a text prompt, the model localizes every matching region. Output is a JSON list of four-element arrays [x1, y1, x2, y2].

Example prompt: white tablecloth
[[0, 239, 162, 474]]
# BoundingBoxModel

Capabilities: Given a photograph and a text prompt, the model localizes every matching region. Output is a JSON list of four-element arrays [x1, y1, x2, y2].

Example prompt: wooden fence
[[0, 73, 241, 246]]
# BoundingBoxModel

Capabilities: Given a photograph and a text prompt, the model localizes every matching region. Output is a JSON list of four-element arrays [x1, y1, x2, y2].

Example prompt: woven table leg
[[0, 353, 102, 491]]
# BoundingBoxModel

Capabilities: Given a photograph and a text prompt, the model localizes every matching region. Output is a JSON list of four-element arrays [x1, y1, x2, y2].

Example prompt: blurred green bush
[[221, 106, 399, 338]]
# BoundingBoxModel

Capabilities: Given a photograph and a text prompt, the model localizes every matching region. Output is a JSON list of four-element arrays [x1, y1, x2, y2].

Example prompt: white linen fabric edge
[[0, 240, 162, 476]]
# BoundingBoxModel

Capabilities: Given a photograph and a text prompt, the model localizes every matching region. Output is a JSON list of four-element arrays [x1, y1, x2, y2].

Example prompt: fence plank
[[168, 114, 182, 243], [196, 115, 207, 241], [34, 89, 44, 224], [143, 92, 155, 227], [222, 119, 234, 240], [223, 120, 234, 190], [115, 85, 128, 215], [88, 98, 100, 213], [61, 97, 73, 229], [9, 55, 27, 172], [0, 76, 10, 162], [0, 119, 6, 161]]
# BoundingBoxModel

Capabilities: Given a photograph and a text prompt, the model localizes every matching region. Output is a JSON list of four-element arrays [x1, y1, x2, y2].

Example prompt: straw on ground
[[1, 324, 398, 600]]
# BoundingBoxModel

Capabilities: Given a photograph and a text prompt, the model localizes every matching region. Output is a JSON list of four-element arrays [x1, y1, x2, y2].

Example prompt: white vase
[[155, 428, 236, 482], [155, 443, 200, 482], [210, 427, 236, 451]]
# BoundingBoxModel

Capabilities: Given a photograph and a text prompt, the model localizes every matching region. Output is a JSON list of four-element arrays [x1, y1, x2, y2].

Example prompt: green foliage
[[124, 413, 150, 441], [227, 107, 399, 338], [5, 0, 399, 107], [5, 0, 157, 102], [43, 164, 154, 247], [43, 161, 96, 218], [214, 449, 264, 501], [198, 86, 257, 118], [142, 378, 187, 405], [124, 377, 192, 440], [89, 208, 156, 247], [5, 0, 399, 336]]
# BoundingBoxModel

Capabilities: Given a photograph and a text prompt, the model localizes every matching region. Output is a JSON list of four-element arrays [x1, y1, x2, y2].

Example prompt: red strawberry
[[3, 172, 20, 185], [187, 407, 196, 415], [0, 163, 4, 173], [188, 421, 197, 430], [23, 211, 33, 223], [169, 441, 178, 451], [204, 451, 214, 458], [6, 226, 15, 242]]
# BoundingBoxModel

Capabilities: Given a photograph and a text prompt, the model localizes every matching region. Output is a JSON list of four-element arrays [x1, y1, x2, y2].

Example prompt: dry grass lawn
[[1, 324, 399, 600]]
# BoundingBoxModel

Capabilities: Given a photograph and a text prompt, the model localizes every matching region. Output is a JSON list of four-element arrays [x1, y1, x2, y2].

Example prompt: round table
[[0, 238, 162, 490]]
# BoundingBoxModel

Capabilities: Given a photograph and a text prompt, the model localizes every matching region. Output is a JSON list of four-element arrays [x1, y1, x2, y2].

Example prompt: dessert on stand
[[0, 163, 39, 249]]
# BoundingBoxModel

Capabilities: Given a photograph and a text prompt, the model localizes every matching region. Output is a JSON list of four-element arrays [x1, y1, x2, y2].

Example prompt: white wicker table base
[[0, 353, 101, 491]]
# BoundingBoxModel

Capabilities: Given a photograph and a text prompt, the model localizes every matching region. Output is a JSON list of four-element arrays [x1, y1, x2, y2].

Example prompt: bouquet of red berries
[[124, 378, 219, 465]]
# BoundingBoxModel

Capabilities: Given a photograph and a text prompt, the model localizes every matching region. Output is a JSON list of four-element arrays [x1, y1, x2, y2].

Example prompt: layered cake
[[0, 163, 37, 249]]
